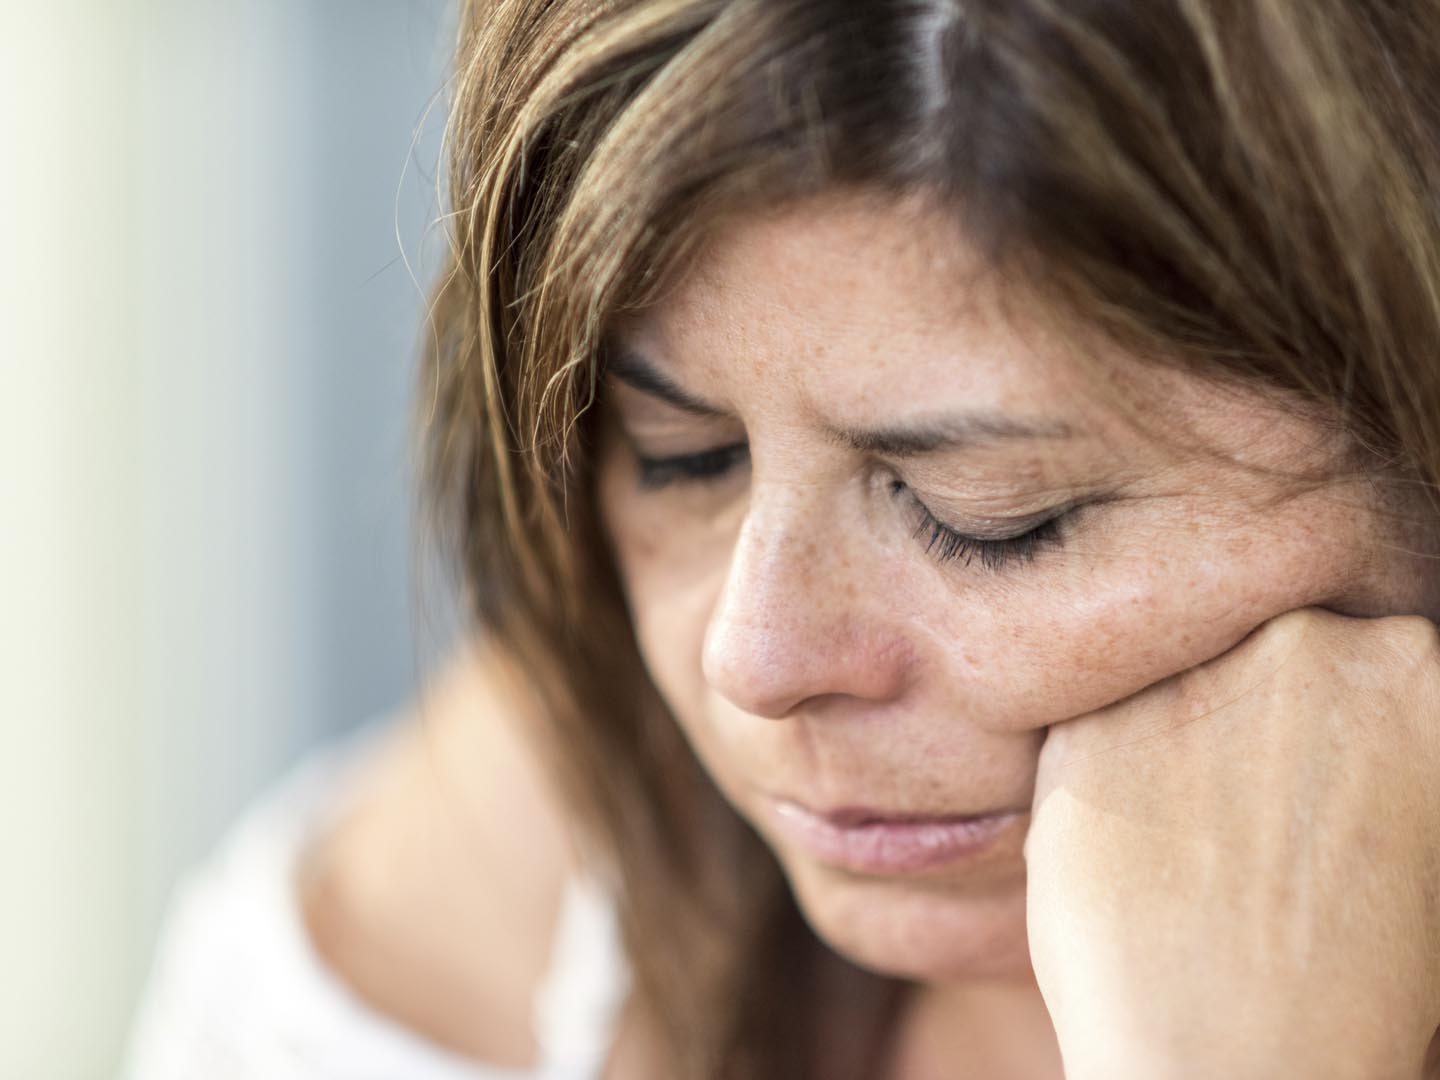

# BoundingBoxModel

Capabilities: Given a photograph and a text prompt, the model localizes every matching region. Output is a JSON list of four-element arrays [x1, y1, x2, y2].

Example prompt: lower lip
[[765, 799, 1023, 875]]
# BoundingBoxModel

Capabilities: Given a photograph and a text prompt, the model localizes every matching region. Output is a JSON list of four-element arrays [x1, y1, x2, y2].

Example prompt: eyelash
[[632, 446, 1066, 572], [635, 442, 750, 490], [890, 480, 1065, 572]]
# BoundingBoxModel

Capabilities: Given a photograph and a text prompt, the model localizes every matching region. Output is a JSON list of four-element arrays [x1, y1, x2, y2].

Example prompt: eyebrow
[[826, 414, 1075, 456], [603, 341, 1076, 455], [605, 341, 725, 417]]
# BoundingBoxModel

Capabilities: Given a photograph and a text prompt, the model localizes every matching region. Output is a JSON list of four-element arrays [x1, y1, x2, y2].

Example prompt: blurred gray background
[[0, 2, 461, 1075]]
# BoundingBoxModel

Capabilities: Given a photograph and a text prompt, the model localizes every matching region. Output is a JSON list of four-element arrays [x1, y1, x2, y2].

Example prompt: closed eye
[[635, 442, 749, 489], [630, 441, 1073, 573], [891, 479, 1070, 572]]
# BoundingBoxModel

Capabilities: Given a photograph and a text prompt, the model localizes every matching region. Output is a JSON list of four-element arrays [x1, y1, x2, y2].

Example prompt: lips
[[763, 796, 1025, 875]]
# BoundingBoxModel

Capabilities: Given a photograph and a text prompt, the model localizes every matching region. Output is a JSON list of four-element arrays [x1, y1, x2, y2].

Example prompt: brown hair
[[418, 1, 1440, 1074]]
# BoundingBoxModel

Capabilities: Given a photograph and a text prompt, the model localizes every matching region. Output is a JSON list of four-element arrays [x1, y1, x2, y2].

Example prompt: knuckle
[[1370, 617, 1440, 702], [1243, 607, 1324, 663], [1335, 616, 1440, 738], [1371, 613, 1440, 660], [1260, 607, 1315, 639]]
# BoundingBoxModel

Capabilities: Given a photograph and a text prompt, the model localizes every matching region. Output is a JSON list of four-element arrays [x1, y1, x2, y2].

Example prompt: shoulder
[[300, 648, 581, 1065], [122, 643, 610, 1079]]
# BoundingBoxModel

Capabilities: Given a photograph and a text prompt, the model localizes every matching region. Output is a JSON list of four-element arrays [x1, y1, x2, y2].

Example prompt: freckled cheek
[[605, 499, 734, 611], [931, 583, 1199, 728], [606, 531, 741, 792], [921, 531, 1352, 729]]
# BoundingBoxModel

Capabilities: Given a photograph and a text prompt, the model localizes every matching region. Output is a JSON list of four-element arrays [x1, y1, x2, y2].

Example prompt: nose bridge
[[700, 477, 906, 718], [723, 482, 825, 636]]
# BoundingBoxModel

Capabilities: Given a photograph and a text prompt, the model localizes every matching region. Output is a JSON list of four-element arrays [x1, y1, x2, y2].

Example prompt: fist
[[1024, 609, 1440, 1080]]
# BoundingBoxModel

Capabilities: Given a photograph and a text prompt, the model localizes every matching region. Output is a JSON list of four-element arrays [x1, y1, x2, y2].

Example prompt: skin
[[299, 643, 667, 1077], [299, 643, 576, 1067], [1027, 609, 1440, 1079], [593, 189, 1440, 1075]]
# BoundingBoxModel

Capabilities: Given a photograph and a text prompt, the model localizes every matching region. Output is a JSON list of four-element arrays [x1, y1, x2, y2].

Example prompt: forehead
[[612, 190, 1329, 479], [618, 191, 1118, 424]]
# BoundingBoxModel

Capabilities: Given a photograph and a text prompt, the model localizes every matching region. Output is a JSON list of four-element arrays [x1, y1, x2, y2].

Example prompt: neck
[[884, 972, 1064, 1080]]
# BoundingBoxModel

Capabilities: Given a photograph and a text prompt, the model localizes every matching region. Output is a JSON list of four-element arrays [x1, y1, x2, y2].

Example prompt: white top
[[120, 720, 631, 1080]]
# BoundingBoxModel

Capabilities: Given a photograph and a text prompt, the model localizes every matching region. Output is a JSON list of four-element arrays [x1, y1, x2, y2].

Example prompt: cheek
[[596, 442, 731, 707], [910, 496, 1365, 729]]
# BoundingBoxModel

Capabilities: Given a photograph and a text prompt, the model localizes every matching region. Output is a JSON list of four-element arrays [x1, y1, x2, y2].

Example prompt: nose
[[700, 486, 913, 718]]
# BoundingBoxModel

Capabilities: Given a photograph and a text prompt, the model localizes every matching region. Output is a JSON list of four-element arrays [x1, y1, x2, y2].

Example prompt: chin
[[779, 853, 1034, 982]]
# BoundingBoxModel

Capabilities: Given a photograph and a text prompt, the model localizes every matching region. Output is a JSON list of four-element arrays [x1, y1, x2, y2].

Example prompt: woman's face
[[595, 191, 1438, 983]]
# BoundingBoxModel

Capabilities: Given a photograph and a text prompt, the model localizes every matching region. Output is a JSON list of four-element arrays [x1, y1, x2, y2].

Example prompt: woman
[[127, 0, 1440, 1076]]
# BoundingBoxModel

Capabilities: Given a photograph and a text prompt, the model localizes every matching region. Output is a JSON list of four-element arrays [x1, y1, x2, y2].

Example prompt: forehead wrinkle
[[824, 412, 1077, 458]]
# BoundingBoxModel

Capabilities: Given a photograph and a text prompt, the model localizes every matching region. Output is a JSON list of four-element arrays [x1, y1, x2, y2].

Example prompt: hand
[[1023, 609, 1440, 1080]]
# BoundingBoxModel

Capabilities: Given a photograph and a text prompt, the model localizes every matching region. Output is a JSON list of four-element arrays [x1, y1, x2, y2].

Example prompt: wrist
[[1058, 1024, 1435, 1080], [1051, 996, 1439, 1080]]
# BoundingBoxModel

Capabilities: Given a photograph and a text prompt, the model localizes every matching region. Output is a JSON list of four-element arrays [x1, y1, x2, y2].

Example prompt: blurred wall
[[0, 2, 457, 1076]]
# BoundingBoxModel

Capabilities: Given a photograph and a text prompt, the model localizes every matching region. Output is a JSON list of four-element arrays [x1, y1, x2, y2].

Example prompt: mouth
[[761, 796, 1027, 876]]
